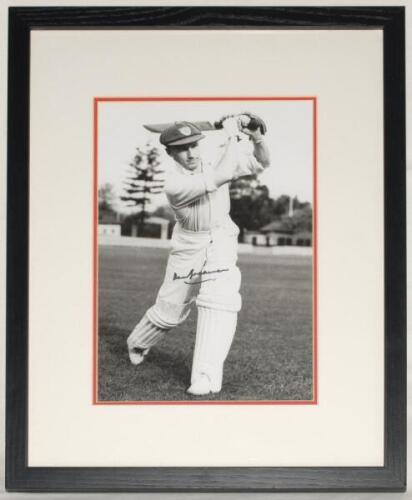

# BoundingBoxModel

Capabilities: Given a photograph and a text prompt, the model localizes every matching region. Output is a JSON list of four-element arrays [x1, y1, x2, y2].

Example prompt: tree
[[230, 175, 312, 240], [285, 205, 313, 233], [99, 183, 116, 212], [121, 143, 165, 234], [292, 196, 311, 212], [98, 183, 118, 223], [229, 176, 272, 240], [272, 194, 291, 217]]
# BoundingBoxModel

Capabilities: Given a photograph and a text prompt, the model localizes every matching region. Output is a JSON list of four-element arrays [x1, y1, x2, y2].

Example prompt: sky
[[98, 99, 314, 213]]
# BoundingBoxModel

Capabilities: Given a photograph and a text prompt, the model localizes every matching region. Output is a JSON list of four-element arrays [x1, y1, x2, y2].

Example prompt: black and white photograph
[[96, 98, 315, 403]]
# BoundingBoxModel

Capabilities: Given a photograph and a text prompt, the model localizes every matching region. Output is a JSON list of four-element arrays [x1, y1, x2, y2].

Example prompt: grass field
[[98, 245, 313, 402]]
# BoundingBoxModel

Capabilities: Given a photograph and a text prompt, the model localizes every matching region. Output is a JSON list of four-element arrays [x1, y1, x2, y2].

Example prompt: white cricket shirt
[[165, 142, 264, 232]]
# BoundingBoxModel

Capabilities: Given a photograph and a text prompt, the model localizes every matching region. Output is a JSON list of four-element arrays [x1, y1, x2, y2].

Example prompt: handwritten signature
[[173, 267, 229, 285]]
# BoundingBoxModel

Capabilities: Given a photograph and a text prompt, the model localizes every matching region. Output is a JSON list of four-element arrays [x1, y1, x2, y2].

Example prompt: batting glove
[[221, 116, 240, 138], [239, 112, 267, 140]]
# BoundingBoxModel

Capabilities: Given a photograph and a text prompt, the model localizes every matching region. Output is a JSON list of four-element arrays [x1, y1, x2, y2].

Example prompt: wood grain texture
[[382, 6, 407, 488], [7, 6, 405, 28], [6, 6, 406, 493]]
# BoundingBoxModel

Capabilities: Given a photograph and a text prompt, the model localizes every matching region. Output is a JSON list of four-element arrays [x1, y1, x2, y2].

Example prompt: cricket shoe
[[128, 347, 150, 366], [187, 373, 221, 396]]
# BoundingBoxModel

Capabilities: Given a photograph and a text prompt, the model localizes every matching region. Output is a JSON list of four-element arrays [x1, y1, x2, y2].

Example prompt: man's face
[[167, 141, 201, 172]]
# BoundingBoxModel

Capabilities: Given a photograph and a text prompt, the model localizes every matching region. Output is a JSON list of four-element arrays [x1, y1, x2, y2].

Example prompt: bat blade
[[193, 121, 216, 131], [143, 123, 173, 133], [143, 121, 216, 133]]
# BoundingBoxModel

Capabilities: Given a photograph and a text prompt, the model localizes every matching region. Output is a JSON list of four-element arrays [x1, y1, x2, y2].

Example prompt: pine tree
[[121, 143, 165, 234]]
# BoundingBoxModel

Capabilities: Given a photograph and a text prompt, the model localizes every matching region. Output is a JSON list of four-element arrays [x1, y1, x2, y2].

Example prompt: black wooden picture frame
[[6, 6, 406, 492]]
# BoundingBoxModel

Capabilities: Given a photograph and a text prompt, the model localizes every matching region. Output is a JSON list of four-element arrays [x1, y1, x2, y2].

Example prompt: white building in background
[[98, 223, 121, 237], [98, 210, 121, 236], [244, 220, 312, 247], [243, 232, 267, 246]]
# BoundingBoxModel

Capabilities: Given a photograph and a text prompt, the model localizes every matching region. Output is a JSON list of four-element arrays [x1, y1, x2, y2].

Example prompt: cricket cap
[[160, 121, 205, 147]]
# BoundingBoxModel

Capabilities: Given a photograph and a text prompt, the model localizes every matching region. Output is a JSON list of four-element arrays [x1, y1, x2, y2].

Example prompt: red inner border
[[92, 97, 318, 406]]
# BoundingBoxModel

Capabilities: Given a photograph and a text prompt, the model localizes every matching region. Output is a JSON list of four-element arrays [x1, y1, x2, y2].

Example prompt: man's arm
[[212, 136, 240, 187], [250, 135, 270, 169], [239, 114, 270, 168], [212, 115, 273, 187], [166, 115, 271, 207], [165, 132, 241, 208]]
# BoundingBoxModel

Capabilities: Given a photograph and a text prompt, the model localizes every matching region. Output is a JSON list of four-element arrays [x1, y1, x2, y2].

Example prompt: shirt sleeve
[[233, 149, 265, 179], [165, 171, 217, 209]]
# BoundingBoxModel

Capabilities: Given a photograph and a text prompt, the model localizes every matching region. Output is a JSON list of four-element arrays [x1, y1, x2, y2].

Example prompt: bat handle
[[216, 115, 260, 132]]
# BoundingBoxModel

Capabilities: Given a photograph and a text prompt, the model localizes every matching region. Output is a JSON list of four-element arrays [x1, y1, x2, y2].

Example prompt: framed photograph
[[96, 96, 316, 405], [6, 5, 406, 492]]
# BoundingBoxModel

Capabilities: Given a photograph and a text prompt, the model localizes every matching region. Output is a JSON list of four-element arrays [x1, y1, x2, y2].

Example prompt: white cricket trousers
[[128, 220, 241, 388]]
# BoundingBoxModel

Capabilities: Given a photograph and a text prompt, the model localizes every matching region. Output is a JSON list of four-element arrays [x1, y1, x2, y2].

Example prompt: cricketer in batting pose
[[127, 113, 270, 396]]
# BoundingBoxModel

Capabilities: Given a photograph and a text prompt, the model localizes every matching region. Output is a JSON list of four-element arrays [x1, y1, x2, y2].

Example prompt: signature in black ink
[[173, 267, 229, 285]]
